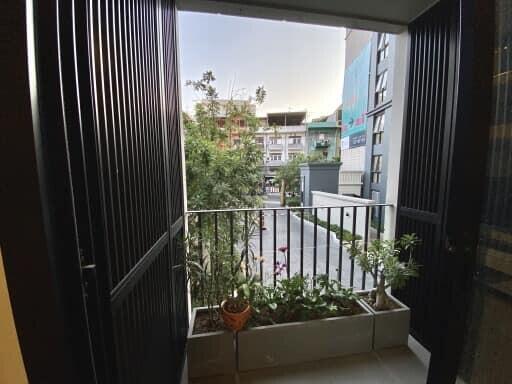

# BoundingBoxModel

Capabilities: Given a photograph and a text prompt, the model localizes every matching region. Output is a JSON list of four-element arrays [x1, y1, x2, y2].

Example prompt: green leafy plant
[[343, 233, 421, 311], [184, 71, 267, 328], [250, 275, 361, 325]]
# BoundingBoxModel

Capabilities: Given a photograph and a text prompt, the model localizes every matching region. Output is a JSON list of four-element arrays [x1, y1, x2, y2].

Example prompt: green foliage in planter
[[286, 196, 301, 207], [184, 71, 267, 327], [343, 233, 420, 311], [249, 275, 360, 325], [186, 212, 262, 326], [301, 212, 361, 242]]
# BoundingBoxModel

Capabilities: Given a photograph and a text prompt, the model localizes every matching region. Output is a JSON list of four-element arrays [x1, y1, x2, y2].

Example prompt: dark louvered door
[[396, 2, 495, 372], [394, 1, 458, 350], [56, 0, 188, 383]]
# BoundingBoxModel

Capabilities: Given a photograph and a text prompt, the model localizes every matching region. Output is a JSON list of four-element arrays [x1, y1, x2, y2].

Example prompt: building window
[[371, 155, 382, 183], [270, 153, 282, 161], [375, 70, 388, 105], [255, 137, 264, 145], [288, 152, 299, 160], [233, 139, 241, 146], [269, 137, 281, 145], [373, 113, 385, 145], [377, 33, 390, 63], [289, 136, 302, 144]]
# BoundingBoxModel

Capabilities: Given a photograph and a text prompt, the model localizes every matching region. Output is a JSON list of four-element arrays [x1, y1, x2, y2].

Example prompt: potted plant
[[220, 275, 257, 332], [344, 233, 420, 349], [185, 212, 260, 378], [185, 247, 237, 379], [237, 275, 373, 371]]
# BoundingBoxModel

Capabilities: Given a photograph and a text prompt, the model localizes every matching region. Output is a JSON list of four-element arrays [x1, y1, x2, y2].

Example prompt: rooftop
[[267, 111, 307, 126], [307, 120, 339, 129]]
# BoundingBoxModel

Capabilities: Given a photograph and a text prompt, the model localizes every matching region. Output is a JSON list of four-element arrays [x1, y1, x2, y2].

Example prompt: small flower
[[274, 261, 287, 276], [278, 245, 288, 253]]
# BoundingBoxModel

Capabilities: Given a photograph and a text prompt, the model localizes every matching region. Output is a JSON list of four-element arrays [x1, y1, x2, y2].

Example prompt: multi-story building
[[339, 30, 395, 212], [364, 32, 395, 221], [200, 99, 257, 146], [306, 105, 342, 161], [255, 111, 307, 182]]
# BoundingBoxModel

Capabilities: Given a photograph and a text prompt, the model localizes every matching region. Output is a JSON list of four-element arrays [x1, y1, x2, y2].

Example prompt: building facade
[[363, 32, 395, 218], [340, 30, 395, 209], [255, 111, 307, 182], [306, 106, 341, 161]]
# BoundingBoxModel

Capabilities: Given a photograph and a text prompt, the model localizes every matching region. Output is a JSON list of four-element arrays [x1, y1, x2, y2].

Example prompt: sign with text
[[341, 43, 370, 148]]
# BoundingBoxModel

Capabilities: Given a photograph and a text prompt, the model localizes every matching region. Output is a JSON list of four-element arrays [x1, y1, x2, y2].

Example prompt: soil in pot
[[221, 298, 251, 332], [250, 300, 365, 327], [192, 310, 227, 335], [359, 291, 401, 311]]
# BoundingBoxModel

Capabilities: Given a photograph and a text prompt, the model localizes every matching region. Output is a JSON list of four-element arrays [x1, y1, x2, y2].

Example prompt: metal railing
[[185, 204, 390, 290]]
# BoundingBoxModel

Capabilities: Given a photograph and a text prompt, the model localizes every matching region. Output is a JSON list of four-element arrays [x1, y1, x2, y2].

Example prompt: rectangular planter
[[358, 292, 410, 350], [238, 302, 373, 371], [187, 307, 236, 378]]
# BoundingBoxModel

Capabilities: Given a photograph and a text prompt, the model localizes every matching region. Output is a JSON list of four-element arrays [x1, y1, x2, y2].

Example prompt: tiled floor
[[189, 337, 429, 384]]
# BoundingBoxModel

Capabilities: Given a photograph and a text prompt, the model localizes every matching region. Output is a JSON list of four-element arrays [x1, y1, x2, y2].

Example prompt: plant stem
[[374, 273, 388, 310]]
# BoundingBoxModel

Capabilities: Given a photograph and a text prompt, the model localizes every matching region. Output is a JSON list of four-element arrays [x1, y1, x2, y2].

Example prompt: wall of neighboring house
[[306, 128, 338, 160], [363, 32, 396, 216], [0, 249, 28, 384], [256, 126, 306, 180], [339, 29, 372, 196]]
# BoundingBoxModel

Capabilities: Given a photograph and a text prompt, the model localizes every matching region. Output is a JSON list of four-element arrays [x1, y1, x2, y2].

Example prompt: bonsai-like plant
[[344, 233, 420, 311]]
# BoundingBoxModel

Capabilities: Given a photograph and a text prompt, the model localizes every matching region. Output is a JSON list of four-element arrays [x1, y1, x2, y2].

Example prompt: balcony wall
[[311, 191, 376, 238]]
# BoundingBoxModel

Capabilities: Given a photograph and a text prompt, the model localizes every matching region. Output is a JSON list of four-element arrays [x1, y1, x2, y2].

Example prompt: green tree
[[184, 72, 266, 319], [274, 154, 305, 206], [184, 71, 265, 210]]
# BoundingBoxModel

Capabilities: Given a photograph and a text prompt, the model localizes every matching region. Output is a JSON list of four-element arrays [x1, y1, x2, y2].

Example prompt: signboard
[[341, 43, 371, 148]]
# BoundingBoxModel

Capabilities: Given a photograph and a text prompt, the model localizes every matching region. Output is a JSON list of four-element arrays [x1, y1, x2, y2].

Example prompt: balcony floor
[[189, 337, 429, 384]]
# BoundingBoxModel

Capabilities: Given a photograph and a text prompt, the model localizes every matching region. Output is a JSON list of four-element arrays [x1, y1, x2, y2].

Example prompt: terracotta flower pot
[[221, 299, 251, 332]]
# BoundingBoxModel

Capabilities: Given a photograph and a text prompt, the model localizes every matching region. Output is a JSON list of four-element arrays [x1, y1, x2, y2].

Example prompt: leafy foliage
[[184, 71, 268, 326], [184, 71, 265, 210], [249, 275, 361, 325], [343, 233, 421, 310]]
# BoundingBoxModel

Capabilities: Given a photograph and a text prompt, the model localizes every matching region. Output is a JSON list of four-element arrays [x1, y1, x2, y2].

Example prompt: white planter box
[[238, 302, 373, 371], [358, 292, 410, 350], [187, 307, 236, 378]]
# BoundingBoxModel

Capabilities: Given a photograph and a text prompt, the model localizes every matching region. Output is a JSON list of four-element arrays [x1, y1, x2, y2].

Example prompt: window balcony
[[314, 139, 330, 148], [287, 142, 304, 150], [268, 143, 283, 151]]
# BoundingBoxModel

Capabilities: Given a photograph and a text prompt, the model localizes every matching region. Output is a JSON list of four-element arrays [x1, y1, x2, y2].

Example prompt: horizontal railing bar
[[186, 203, 392, 215]]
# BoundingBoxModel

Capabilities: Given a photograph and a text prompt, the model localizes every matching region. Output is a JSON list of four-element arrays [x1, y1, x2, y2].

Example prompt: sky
[[178, 12, 346, 120]]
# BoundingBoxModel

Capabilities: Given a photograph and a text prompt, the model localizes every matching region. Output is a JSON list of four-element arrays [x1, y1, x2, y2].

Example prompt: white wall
[[340, 146, 366, 171], [311, 191, 375, 238], [384, 30, 410, 241]]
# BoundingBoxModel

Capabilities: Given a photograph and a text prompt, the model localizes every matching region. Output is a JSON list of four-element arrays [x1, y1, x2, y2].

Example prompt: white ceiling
[[176, 0, 439, 33]]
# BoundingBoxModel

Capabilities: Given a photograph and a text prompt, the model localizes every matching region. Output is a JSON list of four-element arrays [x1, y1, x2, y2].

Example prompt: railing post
[[259, 209, 263, 282], [273, 209, 277, 287], [350, 207, 357, 288], [374, 205, 383, 288], [362, 206, 370, 290], [326, 207, 331, 276], [313, 207, 318, 286], [300, 209, 304, 278], [338, 207, 344, 282], [244, 211, 249, 278], [286, 209, 290, 278]]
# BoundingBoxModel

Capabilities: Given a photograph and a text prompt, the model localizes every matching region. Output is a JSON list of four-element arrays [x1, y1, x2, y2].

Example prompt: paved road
[[246, 194, 369, 289]]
